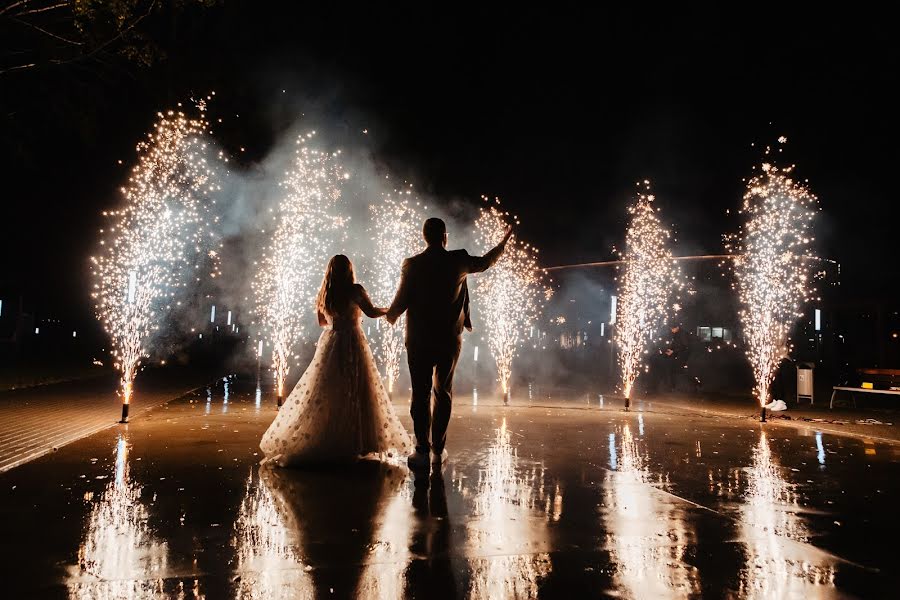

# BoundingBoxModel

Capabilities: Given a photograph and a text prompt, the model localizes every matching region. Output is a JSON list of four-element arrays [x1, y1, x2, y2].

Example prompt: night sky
[[2, 4, 898, 325]]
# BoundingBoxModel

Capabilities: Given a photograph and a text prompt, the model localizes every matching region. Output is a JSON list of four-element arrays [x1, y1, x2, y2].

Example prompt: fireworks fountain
[[252, 133, 348, 407], [473, 198, 550, 404], [91, 101, 224, 422], [367, 187, 424, 397], [614, 181, 681, 410], [728, 141, 818, 421]]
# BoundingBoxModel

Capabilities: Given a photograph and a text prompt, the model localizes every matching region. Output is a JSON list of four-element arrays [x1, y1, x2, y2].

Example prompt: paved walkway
[[0, 368, 222, 473]]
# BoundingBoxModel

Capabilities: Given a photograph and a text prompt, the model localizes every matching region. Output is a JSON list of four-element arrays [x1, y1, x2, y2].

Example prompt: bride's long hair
[[315, 254, 356, 316]]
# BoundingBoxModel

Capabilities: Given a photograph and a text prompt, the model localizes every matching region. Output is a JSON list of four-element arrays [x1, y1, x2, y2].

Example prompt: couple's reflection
[[404, 468, 458, 598], [239, 460, 406, 599], [242, 436, 556, 599]]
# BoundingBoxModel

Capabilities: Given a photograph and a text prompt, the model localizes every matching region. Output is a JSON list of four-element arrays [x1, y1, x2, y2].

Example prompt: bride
[[260, 254, 412, 465]]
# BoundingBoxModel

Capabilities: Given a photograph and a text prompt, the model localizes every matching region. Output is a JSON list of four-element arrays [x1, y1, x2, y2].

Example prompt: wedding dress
[[260, 287, 412, 465]]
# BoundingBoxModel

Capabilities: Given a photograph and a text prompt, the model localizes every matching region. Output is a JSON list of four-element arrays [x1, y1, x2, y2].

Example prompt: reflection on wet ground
[[601, 423, 700, 597], [1, 376, 898, 598], [66, 435, 171, 599]]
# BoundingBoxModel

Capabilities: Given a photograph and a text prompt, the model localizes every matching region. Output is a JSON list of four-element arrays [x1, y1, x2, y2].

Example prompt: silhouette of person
[[387, 217, 511, 469], [658, 323, 697, 393]]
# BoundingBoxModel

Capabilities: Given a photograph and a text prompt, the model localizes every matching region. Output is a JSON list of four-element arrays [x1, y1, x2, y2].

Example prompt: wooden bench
[[830, 368, 900, 408]]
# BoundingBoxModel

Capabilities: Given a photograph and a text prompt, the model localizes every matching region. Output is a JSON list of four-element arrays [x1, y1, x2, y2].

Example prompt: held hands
[[379, 307, 398, 325], [501, 225, 514, 245]]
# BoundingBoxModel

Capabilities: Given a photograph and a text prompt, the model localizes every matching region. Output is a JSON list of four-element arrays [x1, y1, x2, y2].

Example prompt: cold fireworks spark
[[367, 187, 424, 393], [474, 199, 550, 398], [728, 142, 818, 407], [252, 133, 349, 398], [615, 182, 681, 400], [90, 100, 223, 407]]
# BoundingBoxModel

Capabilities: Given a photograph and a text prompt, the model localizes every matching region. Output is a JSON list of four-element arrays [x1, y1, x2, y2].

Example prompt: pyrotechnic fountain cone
[[760, 406, 767, 423], [277, 395, 284, 408], [502, 390, 510, 406], [119, 382, 132, 423]]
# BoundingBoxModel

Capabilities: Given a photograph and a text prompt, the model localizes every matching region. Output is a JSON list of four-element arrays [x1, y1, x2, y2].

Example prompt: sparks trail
[[614, 181, 682, 407], [544, 254, 836, 271], [90, 98, 224, 416], [473, 198, 551, 401], [728, 139, 818, 413], [367, 187, 424, 395], [252, 132, 349, 403]]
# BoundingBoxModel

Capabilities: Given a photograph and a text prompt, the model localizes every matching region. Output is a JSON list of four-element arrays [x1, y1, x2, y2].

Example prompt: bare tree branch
[[48, 0, 157, 68], [0, 0, 69, 18], [12, 16, 83, 46], [0, 62, 38, 75], [13, 2, 69, 17], [0, 0, 36, 18], [2, 0, 161, 76], [14, 1, 70, 18]]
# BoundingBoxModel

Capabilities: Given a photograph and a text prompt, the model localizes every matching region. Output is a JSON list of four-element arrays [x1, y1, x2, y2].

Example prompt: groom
[[387, 217, 512, 469]]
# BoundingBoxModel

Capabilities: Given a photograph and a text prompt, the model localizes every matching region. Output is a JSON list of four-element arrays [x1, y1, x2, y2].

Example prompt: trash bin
[[797, 362, 815, 405]]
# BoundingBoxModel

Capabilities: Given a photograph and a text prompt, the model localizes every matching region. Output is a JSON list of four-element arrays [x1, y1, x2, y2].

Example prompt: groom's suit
[[387, 243, 505, 455]]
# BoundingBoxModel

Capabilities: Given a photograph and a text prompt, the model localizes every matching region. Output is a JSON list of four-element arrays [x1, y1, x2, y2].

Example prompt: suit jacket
[[388, 245, 504, 346]]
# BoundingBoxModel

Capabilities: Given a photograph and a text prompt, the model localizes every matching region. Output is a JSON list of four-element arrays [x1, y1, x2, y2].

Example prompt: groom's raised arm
[[466, 225, 513, 273], [386, 258, 412, 325]]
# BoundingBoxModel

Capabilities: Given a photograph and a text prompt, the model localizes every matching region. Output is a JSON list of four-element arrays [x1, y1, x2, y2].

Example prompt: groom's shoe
[[431, 449, 448, 467], [407, 449, 430, 471]]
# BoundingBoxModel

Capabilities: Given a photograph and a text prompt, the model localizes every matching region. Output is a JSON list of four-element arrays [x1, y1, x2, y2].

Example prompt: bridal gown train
[[260, 298, 412, 466]]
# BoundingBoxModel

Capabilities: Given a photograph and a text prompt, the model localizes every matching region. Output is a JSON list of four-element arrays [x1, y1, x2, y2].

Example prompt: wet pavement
[[0, 367, 220, 473], [641, 393, 900, 445], [1, 376, 898, 598]]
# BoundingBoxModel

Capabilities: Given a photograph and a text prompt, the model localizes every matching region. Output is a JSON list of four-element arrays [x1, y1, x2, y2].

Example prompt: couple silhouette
[[260, 217, 512, 470]]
